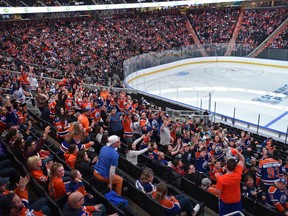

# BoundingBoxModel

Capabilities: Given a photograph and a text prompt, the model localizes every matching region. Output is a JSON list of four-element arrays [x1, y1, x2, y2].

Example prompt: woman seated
[[152, 182, 200, 216], [48, 163, 67, 199], [64, 144, 79, 169], [27, 155, 53, 186], [135, 168, 155, 195], [75, 150, 98, 180]]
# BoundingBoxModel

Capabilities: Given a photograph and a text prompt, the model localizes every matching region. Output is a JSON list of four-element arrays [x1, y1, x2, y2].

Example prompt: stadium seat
[[123, 181, 147, 210], [88, 177, 109, 194], [198, 187, 219, 213], [118, 155, 142, 180], [180, 177, 200, 199], [82, 179, 126, 216], [144, 195, 174, 216], [55, 194, 69, 209], [255, 202, 278, 216], [242, 196, 255, 215]]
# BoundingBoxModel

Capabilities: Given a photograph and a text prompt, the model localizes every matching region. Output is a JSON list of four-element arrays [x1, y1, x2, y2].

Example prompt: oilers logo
[[280, 194, 287, 204]]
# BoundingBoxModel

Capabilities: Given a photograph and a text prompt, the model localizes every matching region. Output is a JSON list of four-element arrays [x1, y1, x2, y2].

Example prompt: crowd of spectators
[[236, 7, 288, 52], [0, 9, 194, 88], [187, 7, 240, 44], [0, 5, 288, 215], [255, 0, 288, 7], [0, 47, 288, 215], [1, 6, 288, 86], [269, 25, 288, 49]]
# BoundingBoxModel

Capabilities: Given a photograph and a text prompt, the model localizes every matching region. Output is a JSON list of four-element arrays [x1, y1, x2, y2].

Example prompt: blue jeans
[[29, 197, 51, 216], [175, 194, 194, 216], [219, 198, 242, 216]]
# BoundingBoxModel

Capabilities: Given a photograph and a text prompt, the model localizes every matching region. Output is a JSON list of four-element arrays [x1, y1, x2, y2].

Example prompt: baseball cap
[[228, 138, 236, 142], [82, 107, 91, 113], [107, 135, 120, 146], [277, 177, 287, 185], [201, 178, 212, 189], [0, 177, 9, 186]]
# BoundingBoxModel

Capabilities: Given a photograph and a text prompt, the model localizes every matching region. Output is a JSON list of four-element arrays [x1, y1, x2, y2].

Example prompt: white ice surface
[[127, 61, 288, 134]]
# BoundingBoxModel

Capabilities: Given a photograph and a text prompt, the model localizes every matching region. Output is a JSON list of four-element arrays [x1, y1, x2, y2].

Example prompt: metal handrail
[[223, 211, 245, 216]]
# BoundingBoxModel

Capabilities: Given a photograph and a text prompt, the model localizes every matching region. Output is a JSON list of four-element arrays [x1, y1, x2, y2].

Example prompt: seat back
[[255, 202, 278, 216], [82, 179, 126, 216], [143, 195, 171, 216], [198, 187, 219, 213], [149, 160, 168, 179], [124, 181, 147, 210], [180, 177, 200, 199], [88, 177, 109, 194], [118, 155, 142, 180], [241, 196, 255, 215], [44, 190, 65, 216], [55, 194, 69, 208]]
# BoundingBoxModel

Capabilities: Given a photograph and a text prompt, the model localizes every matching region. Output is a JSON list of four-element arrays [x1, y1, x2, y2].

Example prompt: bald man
[[63, 191, 106, 216]]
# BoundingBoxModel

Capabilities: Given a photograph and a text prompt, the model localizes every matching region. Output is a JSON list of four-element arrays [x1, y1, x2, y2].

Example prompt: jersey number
[[267, 167, 280, 179]]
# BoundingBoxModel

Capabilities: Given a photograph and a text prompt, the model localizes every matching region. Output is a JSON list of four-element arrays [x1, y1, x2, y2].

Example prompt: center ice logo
[[175, 72, 189, 76]]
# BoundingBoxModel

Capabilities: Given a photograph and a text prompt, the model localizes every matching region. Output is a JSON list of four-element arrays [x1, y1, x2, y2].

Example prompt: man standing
[[78, 107, 93, 137], [160, 118, 171, 150], [107, 108, 123, 137], [213, 148, 244, 215], [94, 135, 123, 195]]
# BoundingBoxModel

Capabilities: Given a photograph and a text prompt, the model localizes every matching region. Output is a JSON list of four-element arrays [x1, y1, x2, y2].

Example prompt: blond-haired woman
[[27, 155, 52, 185]]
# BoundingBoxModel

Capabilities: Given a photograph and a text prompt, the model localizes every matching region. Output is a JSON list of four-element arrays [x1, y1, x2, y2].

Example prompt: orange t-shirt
[[49, 176, 66, 199], [100, 91, 109, 100], [19, 73, 30, 86], [64, 152, 77, 169], [31, 169, 48, 184], [78, 114, 90, 136], [215, 164, 243, 203]]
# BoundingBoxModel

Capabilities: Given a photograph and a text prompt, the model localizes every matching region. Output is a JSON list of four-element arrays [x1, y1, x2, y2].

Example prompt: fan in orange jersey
[[122, 113, 133, 144]]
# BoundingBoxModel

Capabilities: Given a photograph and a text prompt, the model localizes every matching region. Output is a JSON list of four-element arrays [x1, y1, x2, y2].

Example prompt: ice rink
[[125, 57, 288, 135]]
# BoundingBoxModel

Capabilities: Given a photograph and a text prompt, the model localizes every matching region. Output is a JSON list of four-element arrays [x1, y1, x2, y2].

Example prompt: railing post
[[257, 114, 261, 134], [197, 90, 199, 108], [214, 102, 216, 122], [233, 107, 236, 125], [208, 92, 211, 113], [285, 125, 288, 145]]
